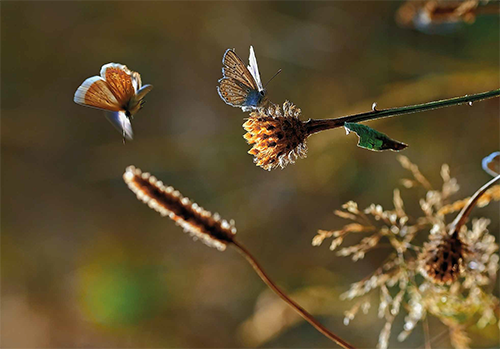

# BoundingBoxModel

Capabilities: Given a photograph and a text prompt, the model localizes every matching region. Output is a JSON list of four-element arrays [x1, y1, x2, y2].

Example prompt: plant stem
[[305, 89, 500, 135], [423, 318, 431, 349], [417, 329, 449, 349], [231, 239, 356, 349], [449, 174, 500, 235]]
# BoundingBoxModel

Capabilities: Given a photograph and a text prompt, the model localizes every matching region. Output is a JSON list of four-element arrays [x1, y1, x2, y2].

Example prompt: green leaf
[[344, 122, 408, 152]]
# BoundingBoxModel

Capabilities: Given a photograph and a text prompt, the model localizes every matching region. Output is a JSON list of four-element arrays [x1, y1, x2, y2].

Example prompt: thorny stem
[[305, 89, 500, 136], [231, 239, 356, 349], [449, 174, 500, 235]]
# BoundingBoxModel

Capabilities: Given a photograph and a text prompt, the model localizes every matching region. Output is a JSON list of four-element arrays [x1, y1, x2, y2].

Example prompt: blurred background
[[1, 1, 499, 348]]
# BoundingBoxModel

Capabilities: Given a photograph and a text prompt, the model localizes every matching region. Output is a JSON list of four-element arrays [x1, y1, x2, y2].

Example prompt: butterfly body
[[74, 63, 153, 140], [217, 46, 268, 112], [245, 88, 266, 108]]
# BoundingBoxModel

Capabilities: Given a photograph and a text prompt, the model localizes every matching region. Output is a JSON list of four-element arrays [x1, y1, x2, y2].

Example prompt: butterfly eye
[[259, 90, 266, 96]]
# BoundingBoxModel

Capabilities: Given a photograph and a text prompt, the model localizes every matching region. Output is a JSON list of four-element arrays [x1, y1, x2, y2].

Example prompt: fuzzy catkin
[[123, 166, 236, 250]]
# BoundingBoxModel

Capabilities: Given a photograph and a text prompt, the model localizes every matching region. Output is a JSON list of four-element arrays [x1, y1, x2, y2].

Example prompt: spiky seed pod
[[419, 231, 468, 285], [123, 166, 236, 251], [243, 101, 308, 171]]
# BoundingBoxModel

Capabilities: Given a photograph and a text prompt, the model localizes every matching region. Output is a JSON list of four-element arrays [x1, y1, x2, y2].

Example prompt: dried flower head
[[123, 166, 236, 250], [419, 231, 468, 285], [313, 157, 499, 349], [243, 101, 308, 170]]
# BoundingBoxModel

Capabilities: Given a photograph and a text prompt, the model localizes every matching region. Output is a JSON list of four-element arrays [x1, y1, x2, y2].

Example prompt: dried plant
[[395, 0, 500, 35], [240, 90, 500, 171], [243, 101, 308, 170], [123, 166, 237, 251], [123, 166, 355, 349], [396, 0, 481, 28], [313, 156, 500, 349]]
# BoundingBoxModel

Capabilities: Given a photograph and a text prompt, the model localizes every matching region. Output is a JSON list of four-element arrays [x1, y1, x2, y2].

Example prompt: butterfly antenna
[[264, 69, 282, 88]]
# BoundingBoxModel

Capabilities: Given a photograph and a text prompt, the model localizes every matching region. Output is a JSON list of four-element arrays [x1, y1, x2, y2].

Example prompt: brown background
[[2, 1, 499, 348]]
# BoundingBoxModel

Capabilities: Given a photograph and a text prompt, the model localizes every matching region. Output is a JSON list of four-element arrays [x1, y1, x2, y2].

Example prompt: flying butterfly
[[217, 46, 279, 112], [74, 63, 153, 141]]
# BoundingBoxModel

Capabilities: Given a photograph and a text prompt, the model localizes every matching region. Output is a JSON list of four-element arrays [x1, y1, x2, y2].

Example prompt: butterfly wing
[[221, 49, 259, 90], [247, 46, 264, 91], [105, 111, 133, 140], [217, 78, 249, 107], [217, 78, 265, 112], [100, 63, 137, 108], [131, 71, 142, 91], [74, 76, 122, 112]]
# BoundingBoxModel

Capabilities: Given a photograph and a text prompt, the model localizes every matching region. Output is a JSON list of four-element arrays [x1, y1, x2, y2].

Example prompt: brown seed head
[[419, 230, 468, 285], [123, 166, 236, 251], [243, 101, 308, 171], [396, 0, 478, 27]]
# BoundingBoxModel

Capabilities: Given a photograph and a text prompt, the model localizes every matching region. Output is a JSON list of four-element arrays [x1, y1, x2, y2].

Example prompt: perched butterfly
[[217, 46, 271, 112], [74, 63, 153, 141]]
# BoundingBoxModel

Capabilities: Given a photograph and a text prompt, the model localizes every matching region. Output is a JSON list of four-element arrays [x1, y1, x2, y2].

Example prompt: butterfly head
[[127, 84, 154, 116]]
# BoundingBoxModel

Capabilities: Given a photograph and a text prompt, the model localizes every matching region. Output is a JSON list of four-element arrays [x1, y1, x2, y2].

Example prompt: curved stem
[[231, 239, 356, 349], [449, 174, 500, 235], [305, 89, 500, 136]]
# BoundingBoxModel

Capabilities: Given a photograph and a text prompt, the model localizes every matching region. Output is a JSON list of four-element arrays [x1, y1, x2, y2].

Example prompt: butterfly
[[74, 63, 153, 141], [217, 46, 269, 112]]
